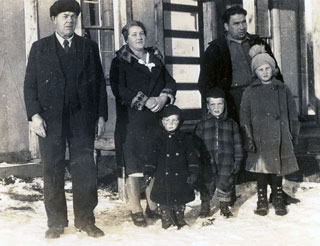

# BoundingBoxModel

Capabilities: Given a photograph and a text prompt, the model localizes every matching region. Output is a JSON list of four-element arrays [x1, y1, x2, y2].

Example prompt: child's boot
[[173, 205, 187, 229], [272, 186, 288, 216], [199, 200, 211, 218], [254, 188, 268, 216], [160, 206, 176, 229], [220, 202, 233, 218]]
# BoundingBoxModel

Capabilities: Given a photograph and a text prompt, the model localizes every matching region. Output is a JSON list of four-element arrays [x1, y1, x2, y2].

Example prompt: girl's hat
[[160, 104, 182, 118], [249, 44, 276, 72]]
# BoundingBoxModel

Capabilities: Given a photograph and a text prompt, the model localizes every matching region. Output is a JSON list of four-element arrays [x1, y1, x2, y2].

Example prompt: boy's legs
[[216, 175, 233, 218], [199, 178, 215, 217]]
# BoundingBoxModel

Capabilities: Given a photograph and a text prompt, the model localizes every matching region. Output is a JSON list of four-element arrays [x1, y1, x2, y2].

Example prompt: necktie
[[63, 39, 70, 53]]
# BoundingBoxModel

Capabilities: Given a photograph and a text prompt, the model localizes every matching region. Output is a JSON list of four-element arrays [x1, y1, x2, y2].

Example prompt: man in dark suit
[[24, 0, 107, 239]]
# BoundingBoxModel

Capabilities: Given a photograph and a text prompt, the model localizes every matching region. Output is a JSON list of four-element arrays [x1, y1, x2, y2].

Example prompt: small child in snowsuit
[[240, 45, 300, 216], [144, 105, 199, 229], [194, 88, 243, 218]]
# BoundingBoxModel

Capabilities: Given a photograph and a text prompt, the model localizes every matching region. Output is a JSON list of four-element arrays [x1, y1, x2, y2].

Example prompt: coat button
[[169, 135, 172, 138], [176, 153, 179, 156], [175, 173, 178, 176], [166, 154, 170, 157], [165, 172, 169, 175]]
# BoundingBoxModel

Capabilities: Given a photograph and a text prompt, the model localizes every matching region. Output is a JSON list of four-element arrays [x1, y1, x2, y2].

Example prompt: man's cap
[[50, 0, 81, 17], [205, 87, 225, 99]]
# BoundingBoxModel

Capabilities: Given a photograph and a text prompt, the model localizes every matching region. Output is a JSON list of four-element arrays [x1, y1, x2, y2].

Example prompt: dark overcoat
[[116, 45, 176, 174], [240, 79, 300, 175], [24, 34, 108, 136], [146, 129, 199, 205]]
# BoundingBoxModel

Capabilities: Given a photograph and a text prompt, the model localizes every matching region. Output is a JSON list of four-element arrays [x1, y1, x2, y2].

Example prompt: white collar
[[137, 52, 155, 71], [55, 32, 74, 48]]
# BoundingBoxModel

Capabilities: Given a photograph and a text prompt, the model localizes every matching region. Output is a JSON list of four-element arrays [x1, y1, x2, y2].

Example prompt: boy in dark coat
[[194, 88, 243, 218], [240, 45, 300, 216], [144, 105, 199, 229]]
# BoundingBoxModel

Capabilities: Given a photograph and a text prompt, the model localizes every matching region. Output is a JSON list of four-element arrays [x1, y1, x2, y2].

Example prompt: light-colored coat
[[240, 78, 299, 175]]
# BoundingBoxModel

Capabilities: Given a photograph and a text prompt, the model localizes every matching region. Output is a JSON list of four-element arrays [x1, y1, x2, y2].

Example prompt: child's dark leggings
[[256, 173, 283, 190]]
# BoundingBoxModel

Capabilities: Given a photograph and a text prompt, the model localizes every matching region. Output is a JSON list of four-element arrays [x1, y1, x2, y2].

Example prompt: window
[[81, 0, 115, 83]]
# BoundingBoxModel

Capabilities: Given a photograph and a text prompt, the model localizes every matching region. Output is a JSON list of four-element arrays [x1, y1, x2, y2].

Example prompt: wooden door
[[163, 0, 204, 121]]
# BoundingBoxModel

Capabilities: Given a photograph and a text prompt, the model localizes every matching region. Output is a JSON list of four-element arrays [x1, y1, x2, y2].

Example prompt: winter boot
[[254, 188, 268, 216], [173, 205, 187, 229], [272, 186, 288, 216], [269, 190, 300, 205], [199, 200, 211, 218], [220, 202, 233, 218], [160, 206, 176, 229], [145, 204, 161, 219]]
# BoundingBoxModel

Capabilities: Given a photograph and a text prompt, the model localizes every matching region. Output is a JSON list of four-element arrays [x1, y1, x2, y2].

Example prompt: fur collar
[[116, 45, 164, 65]]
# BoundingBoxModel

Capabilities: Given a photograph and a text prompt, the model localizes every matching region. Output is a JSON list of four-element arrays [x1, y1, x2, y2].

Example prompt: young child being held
[[240, 45, 300, 216], [194, 88, 243, 218], [144, 105, 199, 229]]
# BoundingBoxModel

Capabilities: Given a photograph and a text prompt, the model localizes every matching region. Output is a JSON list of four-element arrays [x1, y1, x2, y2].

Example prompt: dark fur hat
[[160, 104, 182, 119], [50, 0, 81, 17]]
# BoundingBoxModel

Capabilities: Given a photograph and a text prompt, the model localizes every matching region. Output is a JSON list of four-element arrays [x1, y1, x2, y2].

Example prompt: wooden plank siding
[[163, 0, 204, 120]]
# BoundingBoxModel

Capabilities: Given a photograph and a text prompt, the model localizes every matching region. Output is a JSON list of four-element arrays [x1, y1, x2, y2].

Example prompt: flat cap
[[50, 0, 81, 17]]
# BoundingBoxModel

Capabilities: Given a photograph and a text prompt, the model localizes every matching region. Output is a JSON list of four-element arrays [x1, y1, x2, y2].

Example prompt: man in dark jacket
[[24, 0, 107, 239], [198, 5, 282, 122]]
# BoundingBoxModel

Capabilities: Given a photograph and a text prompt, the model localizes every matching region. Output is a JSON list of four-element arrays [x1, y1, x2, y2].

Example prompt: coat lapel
[[73, 34, 85, 83], [47, 34, 65, 79]]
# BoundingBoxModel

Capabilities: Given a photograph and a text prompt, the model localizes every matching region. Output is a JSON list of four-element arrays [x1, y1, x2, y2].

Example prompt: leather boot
[[220, 202, 233, 218], [254, 188, 268, 216], [160, 206, 176, 229], [272, 186, 288, 216], [173, 205, 187, 229]]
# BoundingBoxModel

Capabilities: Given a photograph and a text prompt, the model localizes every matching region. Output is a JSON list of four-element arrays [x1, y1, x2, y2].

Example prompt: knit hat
[[160, 104, 182, 119], [205, 87, 225, 99], [249, 44, 276, 72], [50, 0, 81, 17]]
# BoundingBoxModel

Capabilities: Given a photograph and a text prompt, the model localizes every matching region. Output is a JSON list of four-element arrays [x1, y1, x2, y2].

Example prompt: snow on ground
[[0, 177, 319, 246]]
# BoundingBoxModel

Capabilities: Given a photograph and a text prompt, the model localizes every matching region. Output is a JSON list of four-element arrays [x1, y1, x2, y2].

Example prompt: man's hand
[[96, 117, 105, 138], [29, 114, 47, 138]]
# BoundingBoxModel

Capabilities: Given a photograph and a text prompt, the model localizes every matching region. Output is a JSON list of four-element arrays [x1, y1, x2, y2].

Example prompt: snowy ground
[[0, 177, 319, 246]]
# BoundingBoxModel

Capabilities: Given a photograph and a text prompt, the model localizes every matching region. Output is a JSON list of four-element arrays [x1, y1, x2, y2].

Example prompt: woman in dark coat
[[240, 45, 300, 216], [114, 21, 176, 227]]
